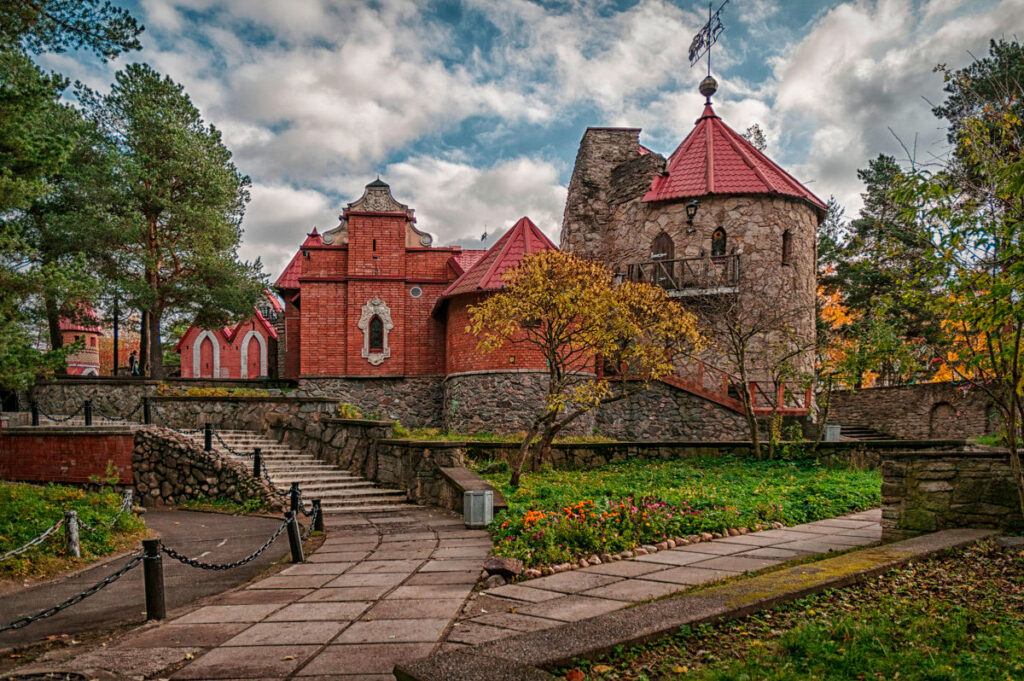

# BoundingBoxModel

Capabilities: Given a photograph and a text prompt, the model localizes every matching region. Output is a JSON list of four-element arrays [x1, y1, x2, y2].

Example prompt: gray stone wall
[[299, 376, 443, 427], [595, 380, 750, 440], [830, 383, 996, 440], [30, 378, 295, 421], [133, 427, 283, 510], [375, 441, 466, 507], [150, 396, 337, 431], [265, 415, 391, 476], [443, 371, 592, 436], [881, 450, 1023, 539]]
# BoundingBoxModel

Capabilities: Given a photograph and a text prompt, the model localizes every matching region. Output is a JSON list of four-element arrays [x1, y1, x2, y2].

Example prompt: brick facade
[[178, 291, 282, 379], [0, 428, 134, 484]]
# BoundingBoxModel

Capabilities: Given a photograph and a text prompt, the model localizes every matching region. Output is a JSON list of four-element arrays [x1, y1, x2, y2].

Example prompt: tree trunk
[[44, 296, 65, 375], [1010, 404, 1024, 521], [139, 310, 149, 376], [149, 309, 164, 379], [510, 421, 542, 489]]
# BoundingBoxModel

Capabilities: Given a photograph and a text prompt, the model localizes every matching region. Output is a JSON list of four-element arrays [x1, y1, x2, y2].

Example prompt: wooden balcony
[[624, 254, 740, 296]]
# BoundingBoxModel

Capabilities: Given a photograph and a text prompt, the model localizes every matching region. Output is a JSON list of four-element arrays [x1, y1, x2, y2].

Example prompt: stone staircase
[[182, 429, 415, 514], [839, 424, 898, 441]]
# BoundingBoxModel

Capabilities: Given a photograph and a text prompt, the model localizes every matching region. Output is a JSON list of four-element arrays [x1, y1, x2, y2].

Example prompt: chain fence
[[0, 554, 143, 633], [78, 492, 134, 534], [302, 505, 320, 540], [34, 403, 84, 424], [95, 401, 143, 423], [212, 429, 251, 457], [0, 519, 65, 562], [293, 486, 314, 517], [159, 519, 289, 571]]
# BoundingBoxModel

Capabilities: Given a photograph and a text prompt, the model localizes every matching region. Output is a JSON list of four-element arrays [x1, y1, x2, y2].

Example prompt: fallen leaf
[[173, 521, 180, 525], [283, 656, 296, 660], [184, 653, 194, 660], [566, 669, 585, 681], [593, 664, 613, 673]]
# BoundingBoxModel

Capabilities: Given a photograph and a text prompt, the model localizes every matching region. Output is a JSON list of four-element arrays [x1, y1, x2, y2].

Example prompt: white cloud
[[238, 184, 337, 278], [770, 0, 1023, 212]]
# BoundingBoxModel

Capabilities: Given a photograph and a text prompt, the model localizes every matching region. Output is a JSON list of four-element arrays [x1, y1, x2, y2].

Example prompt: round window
[[410, 286, 422, 298]]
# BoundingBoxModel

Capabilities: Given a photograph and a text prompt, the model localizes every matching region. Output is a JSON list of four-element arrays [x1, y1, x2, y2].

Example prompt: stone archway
[[928, 402, 957, 439]]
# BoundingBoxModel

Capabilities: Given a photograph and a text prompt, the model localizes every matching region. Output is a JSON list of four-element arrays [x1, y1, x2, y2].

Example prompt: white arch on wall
[[193, 330, 221, 378], [239, 330, 268, 378]]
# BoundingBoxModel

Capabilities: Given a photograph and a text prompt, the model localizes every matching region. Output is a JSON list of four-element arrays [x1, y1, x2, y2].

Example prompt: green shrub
[[335, 402, 363, 419]]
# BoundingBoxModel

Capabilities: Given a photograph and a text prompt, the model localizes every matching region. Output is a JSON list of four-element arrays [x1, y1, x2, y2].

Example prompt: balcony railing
[[624, 254, 740, 296]]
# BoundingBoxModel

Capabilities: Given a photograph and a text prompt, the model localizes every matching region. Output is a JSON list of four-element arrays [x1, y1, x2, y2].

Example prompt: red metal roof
[[643, 103, 826, 212], [440, 217, 556, 299], [59, 304, 101, 334]]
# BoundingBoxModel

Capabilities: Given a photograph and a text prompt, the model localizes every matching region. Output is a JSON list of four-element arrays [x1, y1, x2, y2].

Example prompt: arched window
[[369, 316, 384, 351], [711, 228, 727, 257], [651, 232, 674, 261], [782, 229, 792, 266]]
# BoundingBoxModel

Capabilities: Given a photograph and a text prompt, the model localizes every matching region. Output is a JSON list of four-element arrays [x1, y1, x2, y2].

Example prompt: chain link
[[213, 429, 251, 457], [0, 519, 65, 562], [0, 555, 143, 632], [261, 460, 290, 497], [78, 492, 133, 534], [159, 520, 288, 570], [302, 505, 320, 540], [96, 401, 143, 423], [35, 403, 84, 424], [293, 486, 314, 516]]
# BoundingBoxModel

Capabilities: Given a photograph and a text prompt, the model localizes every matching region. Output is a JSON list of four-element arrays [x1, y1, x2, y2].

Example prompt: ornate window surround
[[239, 329, 268, 378], [358, 297, 394, 366], [193, 330, 221, 378]]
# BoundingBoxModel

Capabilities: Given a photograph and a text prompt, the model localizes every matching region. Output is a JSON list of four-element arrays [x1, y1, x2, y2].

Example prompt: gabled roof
[[174, 290, 280, 351], [275, 229, 323, 290], [440, 217, 556, 299], [59, 304, 101, 334], [447, 249, 488, 276], [643, 103, 827, 213]]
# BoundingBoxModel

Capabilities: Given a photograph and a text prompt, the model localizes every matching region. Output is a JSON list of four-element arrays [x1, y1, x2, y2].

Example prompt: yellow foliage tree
[[468, 250, 705, 487]]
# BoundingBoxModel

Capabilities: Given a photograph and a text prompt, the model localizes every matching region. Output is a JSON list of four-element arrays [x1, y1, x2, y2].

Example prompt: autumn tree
[[469, 250, 705, 487], [78, 63, 265, 378], [895, 40, 1024, 517]]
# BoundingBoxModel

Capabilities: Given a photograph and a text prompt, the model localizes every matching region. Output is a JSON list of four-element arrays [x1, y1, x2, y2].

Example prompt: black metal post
[[285, 512, 304, 563], [204, 424, 212, 451], [143, 397, 151, 425], [289, 482, 299, 515], [31, 401, 39, 426], [253, 448, 262, 478], [142, 539, 166, 620], [83, 400, 92, 426], [313, 500, 324, 533]]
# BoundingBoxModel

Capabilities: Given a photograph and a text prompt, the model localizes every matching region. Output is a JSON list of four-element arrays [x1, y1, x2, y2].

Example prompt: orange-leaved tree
[[468, 250, 705, 487]]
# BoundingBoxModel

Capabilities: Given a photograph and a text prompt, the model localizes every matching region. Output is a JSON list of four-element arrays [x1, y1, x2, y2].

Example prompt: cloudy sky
[[43, 0, 1023, 279]]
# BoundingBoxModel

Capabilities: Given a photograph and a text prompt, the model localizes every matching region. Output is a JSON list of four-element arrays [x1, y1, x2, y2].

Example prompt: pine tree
[[78, 63, 265, 378]]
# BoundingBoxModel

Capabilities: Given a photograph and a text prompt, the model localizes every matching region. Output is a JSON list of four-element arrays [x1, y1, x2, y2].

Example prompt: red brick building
[[270, 180, 555, 430], [60, 312, 102, 377], [176, 291, 282, 379]]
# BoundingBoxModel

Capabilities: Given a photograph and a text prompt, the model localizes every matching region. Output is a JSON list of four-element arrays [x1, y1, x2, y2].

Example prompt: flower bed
[[479, 457, 880, 569]]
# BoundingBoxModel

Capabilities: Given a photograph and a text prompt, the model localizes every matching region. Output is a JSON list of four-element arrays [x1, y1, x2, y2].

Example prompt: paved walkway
[[448, 508, 882, 646], [18, 508, 492, 681], [0, 510, 291, 651]]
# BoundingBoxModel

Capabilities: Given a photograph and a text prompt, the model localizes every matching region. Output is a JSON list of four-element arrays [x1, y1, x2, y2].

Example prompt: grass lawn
[[477, 457, 880, 568], [0, 482, 147, 582], [559, 540, 1024, 680]]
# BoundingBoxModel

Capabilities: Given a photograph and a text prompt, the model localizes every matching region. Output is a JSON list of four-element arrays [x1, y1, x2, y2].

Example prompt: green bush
[[335, 402, 363, 419], [0, 482, 146, 579]]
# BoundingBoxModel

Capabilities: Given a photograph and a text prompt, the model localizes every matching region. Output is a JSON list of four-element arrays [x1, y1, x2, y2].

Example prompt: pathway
[[448, 508, 882, 646], [15, 508, 492, 681], [0, 510, 291, 651]]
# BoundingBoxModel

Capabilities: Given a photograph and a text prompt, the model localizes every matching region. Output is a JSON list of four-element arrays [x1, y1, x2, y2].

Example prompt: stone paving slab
[[264, 600, 371, 621], [170, 643, 321, 679], [297, 643, 435, 676], [520, 571, 621, 594], [221, 621, 346, 646], [517, 595, 625, 622], [397, 528, 993, 681], [335, 618, 450, 644], [366, 598, 468, 619]]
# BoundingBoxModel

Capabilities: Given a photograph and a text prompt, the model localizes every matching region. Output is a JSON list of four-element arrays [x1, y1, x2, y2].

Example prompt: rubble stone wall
[[299, 376, 443, 428], [132, 428, 283, 510], [830, 383, 996, 440], [881, 450, 1022, 539], [595, 380, 750, 440]]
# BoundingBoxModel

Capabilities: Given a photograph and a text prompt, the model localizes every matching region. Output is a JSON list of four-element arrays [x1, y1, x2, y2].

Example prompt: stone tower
[[561, 78, 826, 386]]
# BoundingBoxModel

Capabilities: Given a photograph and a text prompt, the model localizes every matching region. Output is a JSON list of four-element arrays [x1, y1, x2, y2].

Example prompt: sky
[[41, 0, 1024, 279]]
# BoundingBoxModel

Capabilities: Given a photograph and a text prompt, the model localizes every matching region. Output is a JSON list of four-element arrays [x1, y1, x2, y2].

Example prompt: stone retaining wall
[[299, 376, 443, 427], [595, 381, 751, 440], [132, 428, 283, 510], [881, 450, 1023, 539], [830, 383, 995, 440], [150, 396, 337, 431], [374, 441, 468, 507], [265, 416, 392, 475]]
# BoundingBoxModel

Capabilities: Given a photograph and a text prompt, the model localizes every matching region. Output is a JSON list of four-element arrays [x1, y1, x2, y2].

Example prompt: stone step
[[321, 503, 420, 514], [272, 474, 366, 485], [312, 489, 406, 500], [295, 481, 379, 491]]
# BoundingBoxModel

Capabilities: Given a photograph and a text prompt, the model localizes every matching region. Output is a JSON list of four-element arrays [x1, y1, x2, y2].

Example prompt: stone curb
[[394, 528, 994, 681]]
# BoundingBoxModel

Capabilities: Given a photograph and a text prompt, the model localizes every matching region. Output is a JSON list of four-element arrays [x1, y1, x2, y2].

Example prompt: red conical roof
[[440, 217, 556, 299], [643, 103, 826, 212]]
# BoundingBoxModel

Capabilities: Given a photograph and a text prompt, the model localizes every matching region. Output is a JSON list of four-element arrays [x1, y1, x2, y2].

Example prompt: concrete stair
[[839, 424, 898, 441], [182, 429, 413, 514]]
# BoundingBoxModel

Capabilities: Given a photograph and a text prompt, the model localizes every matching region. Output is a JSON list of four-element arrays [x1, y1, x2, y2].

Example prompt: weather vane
[[688, 0, 729, 76]]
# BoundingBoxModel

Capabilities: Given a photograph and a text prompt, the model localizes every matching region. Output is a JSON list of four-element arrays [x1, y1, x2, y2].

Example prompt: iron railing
[[625, 253, 740, 294]]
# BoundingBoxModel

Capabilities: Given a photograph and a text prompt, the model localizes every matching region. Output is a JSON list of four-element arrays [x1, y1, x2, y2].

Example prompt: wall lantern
[[685, 198, 700, 225]]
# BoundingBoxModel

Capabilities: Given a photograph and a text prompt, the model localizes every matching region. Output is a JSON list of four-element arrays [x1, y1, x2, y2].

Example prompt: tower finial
[[699, 75, 718, 104]]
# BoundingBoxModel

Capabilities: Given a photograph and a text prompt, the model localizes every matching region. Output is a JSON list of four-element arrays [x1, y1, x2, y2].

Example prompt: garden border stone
[[394, 528, 994, 680]]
